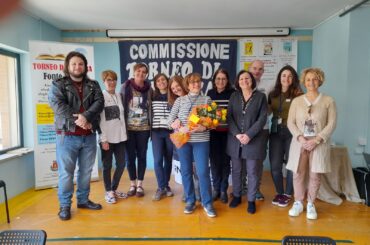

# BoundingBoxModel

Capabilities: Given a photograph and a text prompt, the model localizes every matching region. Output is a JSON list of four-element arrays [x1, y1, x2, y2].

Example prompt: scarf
[[124, 78, 151, 109]]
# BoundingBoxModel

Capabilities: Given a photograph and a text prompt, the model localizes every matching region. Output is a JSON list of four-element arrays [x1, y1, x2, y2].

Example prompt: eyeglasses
[[105, 79, 117, 83]]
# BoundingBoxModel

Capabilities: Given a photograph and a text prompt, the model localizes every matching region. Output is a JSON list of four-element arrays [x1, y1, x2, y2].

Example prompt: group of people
[[48, 51, 336, 221]]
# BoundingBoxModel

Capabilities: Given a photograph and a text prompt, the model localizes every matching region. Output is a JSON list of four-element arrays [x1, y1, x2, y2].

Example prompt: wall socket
[[358, 137, 367, 146]]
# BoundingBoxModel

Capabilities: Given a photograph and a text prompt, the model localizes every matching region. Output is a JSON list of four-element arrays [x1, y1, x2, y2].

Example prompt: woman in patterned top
[[168, 73, 216, 218], [120, 63, 152, 198]]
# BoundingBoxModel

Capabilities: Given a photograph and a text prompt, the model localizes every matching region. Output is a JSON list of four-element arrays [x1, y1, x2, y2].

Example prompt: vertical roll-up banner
[[29, 41, 99, 189]]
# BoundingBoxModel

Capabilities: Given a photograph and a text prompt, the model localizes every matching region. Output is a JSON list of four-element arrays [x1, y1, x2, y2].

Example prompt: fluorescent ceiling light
[[106, 28, 290, 38]]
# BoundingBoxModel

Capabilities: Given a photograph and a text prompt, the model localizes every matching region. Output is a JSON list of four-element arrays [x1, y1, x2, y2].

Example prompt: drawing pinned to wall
[[244, 42, 253, 56], [263, 42, 273, 55], [283, 41, 293, 53]]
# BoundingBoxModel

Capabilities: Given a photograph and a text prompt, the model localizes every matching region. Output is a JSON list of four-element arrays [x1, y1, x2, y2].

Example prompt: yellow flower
[[212, 119, 219, 127], [211, 102, 217, 109], [221, 109, 227, 115], [207, 106, 212, 112]]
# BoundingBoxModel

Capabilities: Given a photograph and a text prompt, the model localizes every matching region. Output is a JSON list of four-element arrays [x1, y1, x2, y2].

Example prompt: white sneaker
[[306, 202, 318, 220], [288, 201, 304, 217], [105, 191, 117, 204]]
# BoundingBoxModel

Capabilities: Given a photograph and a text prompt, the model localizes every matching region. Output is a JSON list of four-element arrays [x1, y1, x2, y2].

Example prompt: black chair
[[0, 230, 47, 245], [0, 180, 10, 223], [282, 235, 336, 245]]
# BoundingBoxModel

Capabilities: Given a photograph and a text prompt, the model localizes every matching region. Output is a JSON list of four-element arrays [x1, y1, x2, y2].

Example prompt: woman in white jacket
[[99, 70, 128, 204], [287, 68, 337, 220]]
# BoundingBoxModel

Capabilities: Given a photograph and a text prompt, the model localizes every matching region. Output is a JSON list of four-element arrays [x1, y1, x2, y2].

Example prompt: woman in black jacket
[[226, 70, 267, 214], [206, 68, 234, 203]]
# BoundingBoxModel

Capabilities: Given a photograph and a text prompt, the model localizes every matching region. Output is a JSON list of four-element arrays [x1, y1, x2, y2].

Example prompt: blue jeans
[[152, 129, 173, 189], [126, 130, 150, 181], [56, 134, 97, 207], [177, 141, 212, 207]]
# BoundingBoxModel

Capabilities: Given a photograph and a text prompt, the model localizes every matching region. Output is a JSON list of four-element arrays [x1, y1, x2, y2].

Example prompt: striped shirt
[[168, 94, 211, 142], [152, 94, 171, 130]]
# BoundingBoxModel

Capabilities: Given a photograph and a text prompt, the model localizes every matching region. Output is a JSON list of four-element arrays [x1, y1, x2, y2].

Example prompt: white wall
[[312, 6, 370, 166], [0, 10, 61, 200]]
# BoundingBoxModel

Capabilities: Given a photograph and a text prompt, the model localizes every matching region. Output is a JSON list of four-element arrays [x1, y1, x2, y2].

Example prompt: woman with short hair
[[227, 70, 267, 214], [287, 67, 337, 220]]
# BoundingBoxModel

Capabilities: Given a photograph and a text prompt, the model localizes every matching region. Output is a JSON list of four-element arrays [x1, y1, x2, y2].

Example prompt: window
[[0, 49, 22, 153]]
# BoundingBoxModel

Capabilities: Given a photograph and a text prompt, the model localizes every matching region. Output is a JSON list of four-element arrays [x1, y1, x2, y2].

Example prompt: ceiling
[[20, 0, 365, 31]]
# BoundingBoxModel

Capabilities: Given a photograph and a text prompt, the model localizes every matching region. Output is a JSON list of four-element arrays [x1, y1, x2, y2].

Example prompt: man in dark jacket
[[48, 51, 104, 221]]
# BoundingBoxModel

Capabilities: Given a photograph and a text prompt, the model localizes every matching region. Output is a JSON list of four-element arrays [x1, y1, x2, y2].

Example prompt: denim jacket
[[48, 76, 104, 133]]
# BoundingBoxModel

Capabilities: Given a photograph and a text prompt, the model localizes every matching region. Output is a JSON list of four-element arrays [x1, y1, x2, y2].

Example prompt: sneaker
[[184, 203, 196, 214], [255, 190, 265, 201], [203, 205, 217, 218], [105, 191, 117, 204], [306, 202, 318, 220], [278, 194, 292, 207], [114, 190, 128, 199], [288, 201, 304, 217], [165, 186, 174, 197], [152, 188, 166, 201], [272, 194, 282, 206]]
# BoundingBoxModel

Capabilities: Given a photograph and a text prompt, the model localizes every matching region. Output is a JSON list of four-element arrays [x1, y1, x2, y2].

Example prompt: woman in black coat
[[226, 70, 267, 214]]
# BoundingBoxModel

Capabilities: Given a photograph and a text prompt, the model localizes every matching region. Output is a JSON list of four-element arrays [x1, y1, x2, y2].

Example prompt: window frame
[[0, 48, 23, 154]]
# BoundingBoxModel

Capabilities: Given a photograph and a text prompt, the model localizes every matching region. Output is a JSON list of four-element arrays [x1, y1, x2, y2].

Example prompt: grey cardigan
[[226, 90, 267, 160]]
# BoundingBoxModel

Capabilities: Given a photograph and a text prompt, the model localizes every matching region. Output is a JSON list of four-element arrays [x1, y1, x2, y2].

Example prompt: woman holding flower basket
[[168, 73, 216, 218], [206, 68, 234, 204], [226, 70, 267, 214]]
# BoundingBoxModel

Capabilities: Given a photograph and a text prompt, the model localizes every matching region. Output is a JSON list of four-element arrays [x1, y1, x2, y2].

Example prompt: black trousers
[[101, 141, 126, 192]]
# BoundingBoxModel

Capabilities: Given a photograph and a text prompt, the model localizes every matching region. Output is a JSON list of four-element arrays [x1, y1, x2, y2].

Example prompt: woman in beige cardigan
[[286, 68, 337, 220]]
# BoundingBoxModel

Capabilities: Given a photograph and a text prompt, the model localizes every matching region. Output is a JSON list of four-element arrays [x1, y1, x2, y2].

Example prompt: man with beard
[[48, 51, 104, 220]]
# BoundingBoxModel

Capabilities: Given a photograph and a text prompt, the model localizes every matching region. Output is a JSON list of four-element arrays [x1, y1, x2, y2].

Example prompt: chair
[[282, 235, 336, 245], [0, 180, 10, 223], [0, 230, 47, 245]]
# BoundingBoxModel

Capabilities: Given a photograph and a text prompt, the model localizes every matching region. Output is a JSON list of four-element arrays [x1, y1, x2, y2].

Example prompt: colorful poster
[[239, 37, 298, 91], [119, 39, 237, 93], [29, 41, 99, 189]]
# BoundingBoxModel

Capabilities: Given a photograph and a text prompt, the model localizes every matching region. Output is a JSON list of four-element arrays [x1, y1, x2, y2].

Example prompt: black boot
[[247, 201, 256, 214], [229, 196, 241, 208]]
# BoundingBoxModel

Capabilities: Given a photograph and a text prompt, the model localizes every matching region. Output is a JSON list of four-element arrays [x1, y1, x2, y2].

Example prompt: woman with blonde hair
[[287, 67, 337, 220], [99, 70, 128, 204], [168, 73, 216, 217]]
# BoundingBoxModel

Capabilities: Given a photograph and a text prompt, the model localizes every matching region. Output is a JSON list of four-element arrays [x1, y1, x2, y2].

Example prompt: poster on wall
[[239, 37, 298, 91], [29, 40, 99, 190], [119, 39, 237, 94]]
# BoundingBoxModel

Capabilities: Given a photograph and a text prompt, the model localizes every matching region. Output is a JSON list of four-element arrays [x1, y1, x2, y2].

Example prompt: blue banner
[[119, 39, 237, 93]]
